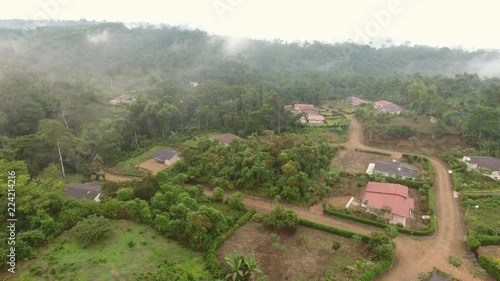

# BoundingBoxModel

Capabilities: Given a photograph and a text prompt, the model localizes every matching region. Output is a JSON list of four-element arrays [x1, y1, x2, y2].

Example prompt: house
[[153, 149, 180, 165], [375, 100, 403, 114], [301, 108, 320, 114], [214, 133, 244, 146], [64, 181, 101, 201], [349, 97, 368, 107], [110, 95, 135, 104], [294, 104, 315, 112], [306, 113, 325, 124], [428, 268, 451, 281], [366, 161, 418, 180], [462, 156, 500, 180], [361, 182, 414, 227]]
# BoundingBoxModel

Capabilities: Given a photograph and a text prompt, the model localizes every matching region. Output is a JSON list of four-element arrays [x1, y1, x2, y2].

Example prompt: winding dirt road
[[216, 115, 482, 280]]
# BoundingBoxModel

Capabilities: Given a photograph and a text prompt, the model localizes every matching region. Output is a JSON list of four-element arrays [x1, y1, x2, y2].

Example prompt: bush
[[212, 187, 224, 202], [227, 192, 246, 211], [478, 256, 500, 281], [466, 236, 481, 251], [263, 204, 299, 231], [71, 215, 114, 247], [448, 255, 462, 267], [298, 219, 368, 241]]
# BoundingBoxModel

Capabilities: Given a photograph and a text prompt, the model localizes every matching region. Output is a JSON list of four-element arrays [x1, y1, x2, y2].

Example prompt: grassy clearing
[[112, 146, 173, 174], [300, 126, 347, 144], [182, 132, 218, 147], [17, 220, 210, 281], [389, 115, 457, 135], [462, 195, 500, 236], [63, 173, 86, 184]]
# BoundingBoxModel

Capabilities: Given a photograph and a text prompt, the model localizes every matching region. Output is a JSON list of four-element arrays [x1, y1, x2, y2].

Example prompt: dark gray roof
[[374, 161, 418, 179], [64, 181, 101, 200], [429, 269, 451, 281], [153, 149, 178, 161], [466, 156, 500, 171]]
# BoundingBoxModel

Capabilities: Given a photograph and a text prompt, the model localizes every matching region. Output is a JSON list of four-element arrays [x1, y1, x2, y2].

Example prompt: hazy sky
[[2, 0, 500, 49]]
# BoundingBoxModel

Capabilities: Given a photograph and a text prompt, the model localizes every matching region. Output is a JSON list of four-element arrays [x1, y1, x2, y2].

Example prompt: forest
[[0, 19, 499, 280], [0, 21, 499, 177]]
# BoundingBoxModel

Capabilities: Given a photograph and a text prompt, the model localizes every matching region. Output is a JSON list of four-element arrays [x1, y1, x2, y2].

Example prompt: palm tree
[[224, 254, 262, 281]]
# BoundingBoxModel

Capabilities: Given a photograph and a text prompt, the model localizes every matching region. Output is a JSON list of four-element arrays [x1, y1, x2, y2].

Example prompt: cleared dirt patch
[[138, 159, 170, 175], [310, 196, 351, 214], [478, 245, 500, 259], [331, 150, 393, 174], [217, 222, 371, 281]]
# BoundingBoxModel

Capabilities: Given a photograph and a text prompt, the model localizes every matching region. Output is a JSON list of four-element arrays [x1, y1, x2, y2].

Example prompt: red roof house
[[214, 133, 244, 146], [294, 104, 315, 111], [351, 98, 367, 107], [375, 100, 403, 114], [361, 182, 414, 227]]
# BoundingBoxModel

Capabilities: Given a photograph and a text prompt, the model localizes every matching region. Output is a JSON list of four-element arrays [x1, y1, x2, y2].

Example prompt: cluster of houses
[[346, 97, 404, 115], [358, 160, 419, 227], [64, 133, 246, 201], [285, 104, 326, 124]]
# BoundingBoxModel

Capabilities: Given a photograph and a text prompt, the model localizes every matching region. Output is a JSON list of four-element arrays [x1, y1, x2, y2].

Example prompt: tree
[[227, 192, 245, 211], [263, 204, 299, 231], [212, 187, 225, 202], [37, 119, 76, 178], [71, 215, 114, 247]]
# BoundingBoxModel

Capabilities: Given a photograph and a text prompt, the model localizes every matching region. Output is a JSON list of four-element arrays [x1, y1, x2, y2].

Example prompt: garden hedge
[[478, 256, 500, 281], [477, 235, 500, 246], [298, 219, 369, 241], [204, 209, 256, 278], [354, 258, 393, 281]]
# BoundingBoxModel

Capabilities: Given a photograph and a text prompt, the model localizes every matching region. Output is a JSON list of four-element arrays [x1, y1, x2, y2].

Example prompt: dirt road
[[214, 115, 481, 280], [343, 115, 478, 280]]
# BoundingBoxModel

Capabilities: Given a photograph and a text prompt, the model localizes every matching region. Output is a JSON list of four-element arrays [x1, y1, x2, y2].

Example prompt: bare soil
[[137, 159, 170, 175], [217, 222, 371, 281], [330, 150, 392, 174], [310, 196, 351, 214], [478, 245, 500, 259]]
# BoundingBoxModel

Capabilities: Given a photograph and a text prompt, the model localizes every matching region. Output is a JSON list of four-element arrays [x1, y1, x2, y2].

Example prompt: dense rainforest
[[0, 20, 499, 177]]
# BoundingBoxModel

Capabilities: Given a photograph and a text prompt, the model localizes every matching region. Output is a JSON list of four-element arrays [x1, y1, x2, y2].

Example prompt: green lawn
[[300, 126, 347, 144], [462, 195, 500, 236], [17, 220, 210, 281], [112, 146, 174, 174], [182, 132, 218, 147]]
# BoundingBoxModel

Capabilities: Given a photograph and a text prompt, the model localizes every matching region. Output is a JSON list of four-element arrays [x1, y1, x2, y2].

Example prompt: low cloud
[[86, 30, 110, 44], [466, 54, 500, 78]]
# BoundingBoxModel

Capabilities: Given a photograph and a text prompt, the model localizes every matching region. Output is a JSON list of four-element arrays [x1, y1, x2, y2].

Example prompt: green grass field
[[17, 220, 210, 281], [300, 126, 347, 144], [181, 132, 218, 147], [112, 145, 174, 174], [463, 195, 500, 236]]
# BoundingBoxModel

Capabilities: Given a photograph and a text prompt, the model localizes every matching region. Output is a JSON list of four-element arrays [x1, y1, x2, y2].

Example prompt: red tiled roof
[[375, 100, 403, 112], [351, 98, 367, 107], [362, 182, 414, 218], [294, 104, 315, 110], [307, 113, 325, 121]]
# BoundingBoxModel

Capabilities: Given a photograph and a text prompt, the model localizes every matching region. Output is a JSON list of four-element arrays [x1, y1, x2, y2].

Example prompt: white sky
[[1, 0, 500, 49]]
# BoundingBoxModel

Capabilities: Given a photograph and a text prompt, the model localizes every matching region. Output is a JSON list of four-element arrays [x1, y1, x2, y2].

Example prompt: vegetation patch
[[216, 222, 375, 281], [17, 220, 210, 281]]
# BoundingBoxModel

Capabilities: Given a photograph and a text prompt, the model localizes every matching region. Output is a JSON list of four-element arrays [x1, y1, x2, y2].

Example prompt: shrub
[[71, 215, 114, 247], [227, 192, 246, 211], [466, 236, 481, 251], [263, 204, 299, 231], [212, 187, 224, 202], [478, 256, 500, 280], [128, 241, 135, 248], [448, 255, 462, 267]]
